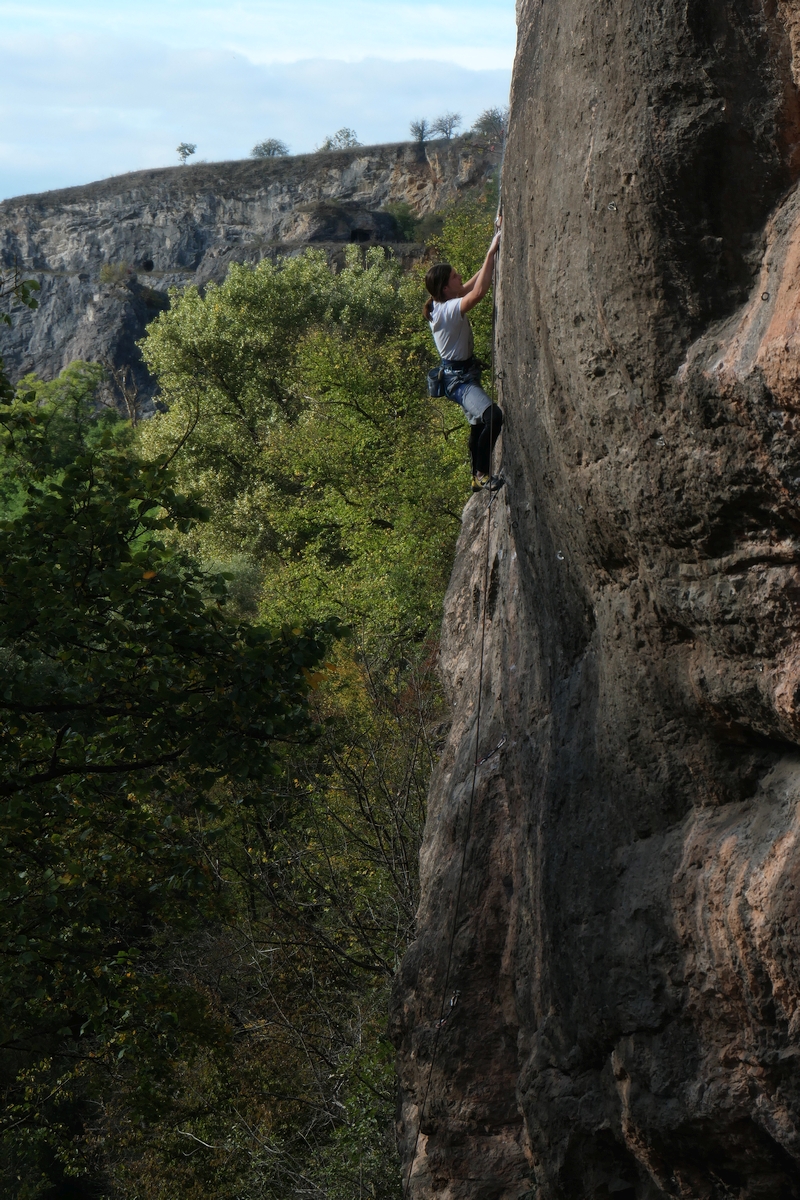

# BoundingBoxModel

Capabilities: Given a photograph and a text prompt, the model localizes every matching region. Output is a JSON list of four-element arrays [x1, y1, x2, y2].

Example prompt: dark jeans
[[468, 404, 503, 477]]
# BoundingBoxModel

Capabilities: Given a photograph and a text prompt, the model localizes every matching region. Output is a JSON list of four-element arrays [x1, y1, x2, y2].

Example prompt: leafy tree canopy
[[138, 246, 468, 644], [0, 368, 331, 1189], [0, 198, 500, 1200]]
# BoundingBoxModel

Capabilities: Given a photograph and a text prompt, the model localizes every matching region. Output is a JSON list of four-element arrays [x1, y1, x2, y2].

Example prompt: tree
[[176, 142, 196, 165], [138, 246, 466, 643], [0, 372, 331, 1189], [432, 111, 461, 140], [0, 203, 499, 1198], [251, 138, 290, 158], [0, 382, 329, 802], [103, 360, 146, 425], [472, 106, 508, 140], [409, 117, 431, 144], [132, 239, 481, 1200], [317, 127, 361, 151], [382, 200, 419, 241]]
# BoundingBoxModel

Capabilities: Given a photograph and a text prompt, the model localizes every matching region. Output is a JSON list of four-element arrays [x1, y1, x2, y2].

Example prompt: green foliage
[[0, 199, 499, 1198], [99, 261, 131, 285], [0, 379, 330, 1193], [177, 142, 196, 165], [0, 363, 113, 517], [138, 245, 466, 642], [0, 268, 39, 329], [130, 237, 491, 1197], [104, 645, 436, 1199], [382, 201, 419, 242]]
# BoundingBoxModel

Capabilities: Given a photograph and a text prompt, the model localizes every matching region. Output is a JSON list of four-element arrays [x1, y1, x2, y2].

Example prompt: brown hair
[[423, 263, 453, 321]]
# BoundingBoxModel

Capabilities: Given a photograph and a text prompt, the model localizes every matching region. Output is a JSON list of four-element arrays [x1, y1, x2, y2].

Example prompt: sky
[[0, 1, 515, 201]]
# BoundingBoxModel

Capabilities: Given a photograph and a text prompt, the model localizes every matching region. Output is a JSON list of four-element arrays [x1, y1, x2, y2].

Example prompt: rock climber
[[424, 223, 503, 492]]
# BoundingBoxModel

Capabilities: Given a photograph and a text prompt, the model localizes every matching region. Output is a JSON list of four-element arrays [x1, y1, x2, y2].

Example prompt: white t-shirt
[[429, 297, 474, 362]]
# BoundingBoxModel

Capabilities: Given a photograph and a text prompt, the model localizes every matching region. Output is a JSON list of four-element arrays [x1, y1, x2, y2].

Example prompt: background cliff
[[0, 136, 500, 407], [395, 2, 800, 1198]]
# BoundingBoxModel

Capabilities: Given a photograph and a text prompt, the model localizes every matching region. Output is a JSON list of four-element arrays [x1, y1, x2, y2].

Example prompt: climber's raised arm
[[460, 224, 503, 304], [458, 231, 501, 314]]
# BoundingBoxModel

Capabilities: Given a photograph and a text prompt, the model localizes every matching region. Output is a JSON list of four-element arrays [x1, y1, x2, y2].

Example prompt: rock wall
[[0, 137, 499, 405], [395, 2, 800, 1198]]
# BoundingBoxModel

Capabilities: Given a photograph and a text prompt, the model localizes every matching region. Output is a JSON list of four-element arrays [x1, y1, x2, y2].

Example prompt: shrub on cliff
[[99, 260, 131, 285]]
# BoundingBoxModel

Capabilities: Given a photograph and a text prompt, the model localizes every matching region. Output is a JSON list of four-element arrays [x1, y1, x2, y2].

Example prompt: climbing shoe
[[472, 473, 504, 493]]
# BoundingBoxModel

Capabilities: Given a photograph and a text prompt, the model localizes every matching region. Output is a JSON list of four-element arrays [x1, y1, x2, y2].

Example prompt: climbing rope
[[402, 141, 505, 1200]]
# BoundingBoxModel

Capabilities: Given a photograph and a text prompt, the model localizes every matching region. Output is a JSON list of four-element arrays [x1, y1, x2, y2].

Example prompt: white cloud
[[0, 1, 516, 68], [0, 36, 511, 200]]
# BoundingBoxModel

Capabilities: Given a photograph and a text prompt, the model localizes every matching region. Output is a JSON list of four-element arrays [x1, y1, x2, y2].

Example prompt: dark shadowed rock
[[0, 137, 500, 409], [395, 2, 800, 1197]]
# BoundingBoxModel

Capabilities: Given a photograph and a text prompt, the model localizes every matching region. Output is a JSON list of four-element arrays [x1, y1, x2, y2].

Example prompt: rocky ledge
[[0, 136, 500, 406]]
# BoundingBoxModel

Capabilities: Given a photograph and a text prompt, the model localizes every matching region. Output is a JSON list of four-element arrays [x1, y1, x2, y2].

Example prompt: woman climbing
[[424, 224, 503, 492]]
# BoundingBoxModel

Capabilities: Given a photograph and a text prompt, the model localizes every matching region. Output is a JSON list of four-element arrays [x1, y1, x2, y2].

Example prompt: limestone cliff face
[[395, 2, 800, 1198], [0, 137, 499, 403]]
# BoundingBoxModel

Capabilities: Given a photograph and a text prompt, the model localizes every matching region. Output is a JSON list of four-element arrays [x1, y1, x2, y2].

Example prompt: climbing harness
[[402, 133, 506, 1200]]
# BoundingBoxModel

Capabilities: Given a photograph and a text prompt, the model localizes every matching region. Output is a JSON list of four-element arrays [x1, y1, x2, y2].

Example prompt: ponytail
[[423, 263, 453, 322]]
